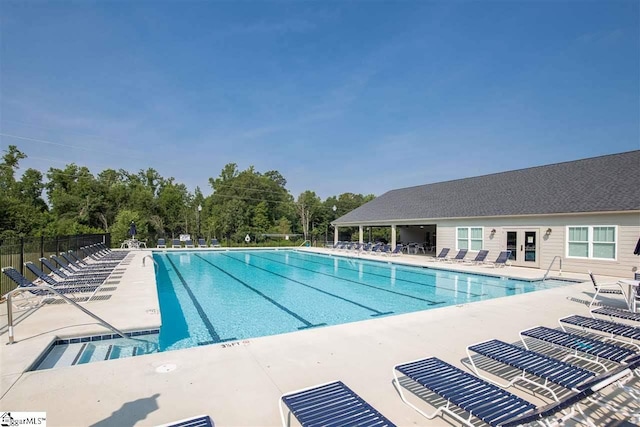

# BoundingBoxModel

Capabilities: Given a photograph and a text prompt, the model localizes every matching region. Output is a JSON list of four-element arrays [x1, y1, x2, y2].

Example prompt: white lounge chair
[[588, 270, 628, 308]]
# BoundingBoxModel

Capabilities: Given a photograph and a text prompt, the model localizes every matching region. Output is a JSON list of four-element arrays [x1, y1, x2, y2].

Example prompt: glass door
[[506, 231, 518, 261], [503, 229, 539, 267], [524, 231, 537, 262]]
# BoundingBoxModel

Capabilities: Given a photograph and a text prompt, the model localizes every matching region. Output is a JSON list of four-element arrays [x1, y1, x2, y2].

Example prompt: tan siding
[[433, 212, 640, 277]]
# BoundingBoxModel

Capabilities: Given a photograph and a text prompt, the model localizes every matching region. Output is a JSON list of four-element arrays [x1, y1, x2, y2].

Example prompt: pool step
[[33, 336, 159, 371]]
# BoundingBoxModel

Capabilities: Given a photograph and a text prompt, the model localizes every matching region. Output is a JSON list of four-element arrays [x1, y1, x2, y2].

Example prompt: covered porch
[[331, 223, 438, 255]]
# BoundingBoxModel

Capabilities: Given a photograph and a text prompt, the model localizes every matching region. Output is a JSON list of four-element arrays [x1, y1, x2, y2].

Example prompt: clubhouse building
[[332, 150, 640, 277]]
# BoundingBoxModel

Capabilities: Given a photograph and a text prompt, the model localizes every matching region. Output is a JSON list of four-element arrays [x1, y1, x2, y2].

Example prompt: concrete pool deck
[[0, 248, 638, 426]]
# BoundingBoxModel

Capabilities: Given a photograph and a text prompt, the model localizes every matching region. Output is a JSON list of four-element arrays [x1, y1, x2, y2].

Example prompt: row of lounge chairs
[[428, 248, 511, 267], [157, 238, 221, 249], [278, 305, 640, 427], [2, 243, 131, 307], [330, 242, 511, 267]]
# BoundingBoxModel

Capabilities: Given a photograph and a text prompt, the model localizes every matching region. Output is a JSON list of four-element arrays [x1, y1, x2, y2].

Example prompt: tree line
[[0, 145, 380, 246]]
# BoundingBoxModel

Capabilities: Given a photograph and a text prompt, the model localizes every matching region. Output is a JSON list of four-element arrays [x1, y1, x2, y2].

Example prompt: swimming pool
[[153, 250, 572, 351]]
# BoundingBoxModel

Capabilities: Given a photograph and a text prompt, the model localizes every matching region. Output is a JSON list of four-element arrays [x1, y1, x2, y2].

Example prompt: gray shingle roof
[[335, 151, 640, 225]]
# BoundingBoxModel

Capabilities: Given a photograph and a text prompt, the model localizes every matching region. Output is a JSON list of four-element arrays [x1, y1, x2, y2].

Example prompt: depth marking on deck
[[219, 252, 393, 317], [247, 252, 445, 305], [194, 254, 325, 330], [164, 254, 236, 343]]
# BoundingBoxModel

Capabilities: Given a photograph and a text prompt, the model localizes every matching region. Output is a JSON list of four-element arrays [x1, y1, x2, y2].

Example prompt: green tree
[[252, 201, 271, 233], [0, 145, 377, 246], [276, 217, 292, 235], [157, 178, 189, 237], [296, 190, 322, 240], [208, 163, 293, 240], [0, 146, 49, 237]]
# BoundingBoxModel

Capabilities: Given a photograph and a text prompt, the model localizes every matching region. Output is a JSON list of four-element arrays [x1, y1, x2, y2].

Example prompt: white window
[[567, 226, 616, 260], [457, 227, 483, 251]]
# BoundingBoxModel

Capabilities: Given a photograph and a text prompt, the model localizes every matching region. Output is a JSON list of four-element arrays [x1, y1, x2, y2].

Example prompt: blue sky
[[1, 0, 638, 199]]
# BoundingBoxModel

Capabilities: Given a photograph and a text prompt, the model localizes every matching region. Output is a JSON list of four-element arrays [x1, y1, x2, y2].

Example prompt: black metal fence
[[0, 233, 111, 296]]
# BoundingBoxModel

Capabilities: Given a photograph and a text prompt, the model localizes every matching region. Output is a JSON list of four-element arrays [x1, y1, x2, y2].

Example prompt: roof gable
[[335, 151, 640, 224]]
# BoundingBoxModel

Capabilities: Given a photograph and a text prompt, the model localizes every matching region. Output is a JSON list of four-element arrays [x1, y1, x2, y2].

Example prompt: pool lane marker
[[163, 254, 236, 344], [245, 252, 446, 305], [218, 252, 394, 317], [193, 254, 326, 330], [283, 252, 486, 298]]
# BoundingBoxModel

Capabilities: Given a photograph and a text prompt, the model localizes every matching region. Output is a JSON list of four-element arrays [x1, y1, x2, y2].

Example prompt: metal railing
[[0, 233, 110, 295], [142, 255, 158, 269], [6, 285, 159, 354], [6, 284, 126, 344], [542, 256, 562, 281]]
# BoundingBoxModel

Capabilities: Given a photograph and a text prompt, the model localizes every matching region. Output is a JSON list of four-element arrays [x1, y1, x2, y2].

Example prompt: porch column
[[334, 226, 339, 245], [391, 224, 397, 248], [359, 225, 363, 244]]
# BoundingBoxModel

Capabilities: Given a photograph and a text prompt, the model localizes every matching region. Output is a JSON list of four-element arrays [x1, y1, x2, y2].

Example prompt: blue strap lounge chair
[[369, 243, 382, 254], [463, 249, 489, 265], [88, 249, 128, 264], [157, 238, 167, 248], [426, 248, 449, 261], [2, 267, 93, 304], [466, 339, 640, 418], [80, 245, 126, 262], [40, 257, 110, 282], [42, 256, 83, 278], [559, 314, 640, 348], [379, 244, 392, 255], [520, 326, 635, 369], [591, 306, 640, 323], [489, 250, 510, 268], [56, 253, 116, 272], [390, 244, 403, 256], [172, 239, 182, 248], [392, 356, 639, 427], [47, 255, 113, 279], [65, 250, 90, 266], [156, 414, 213, 427], [93, 243, 129, 259], [2, 267, 56, 308], [23, 263, 105, 302], [64, 250, 118, 268], [25, 262, 104, 287], [185, 239, 195, 248], [279, 380, 396, 427], [198, 238, 207, 248], [446, 249, 468, 263], [211, 238, 221, 248], [467, 339, 598, 401]]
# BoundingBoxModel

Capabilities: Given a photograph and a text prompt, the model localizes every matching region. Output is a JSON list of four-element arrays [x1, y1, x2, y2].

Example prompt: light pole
[[332, 205, 337, 242], [197, 204, 202, 239]]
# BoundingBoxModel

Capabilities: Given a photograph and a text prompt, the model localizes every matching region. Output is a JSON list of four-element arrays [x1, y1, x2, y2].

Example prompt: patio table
[[618, 279, 640, 312]]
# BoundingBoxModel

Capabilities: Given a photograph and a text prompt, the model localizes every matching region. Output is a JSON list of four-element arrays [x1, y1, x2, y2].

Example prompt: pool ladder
[[542, 256, 562, 281], [142, 255, 158, 269]]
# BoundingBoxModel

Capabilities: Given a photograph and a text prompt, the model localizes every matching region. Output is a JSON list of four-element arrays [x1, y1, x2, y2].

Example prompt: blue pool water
[[153, 250, 572, 352]]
